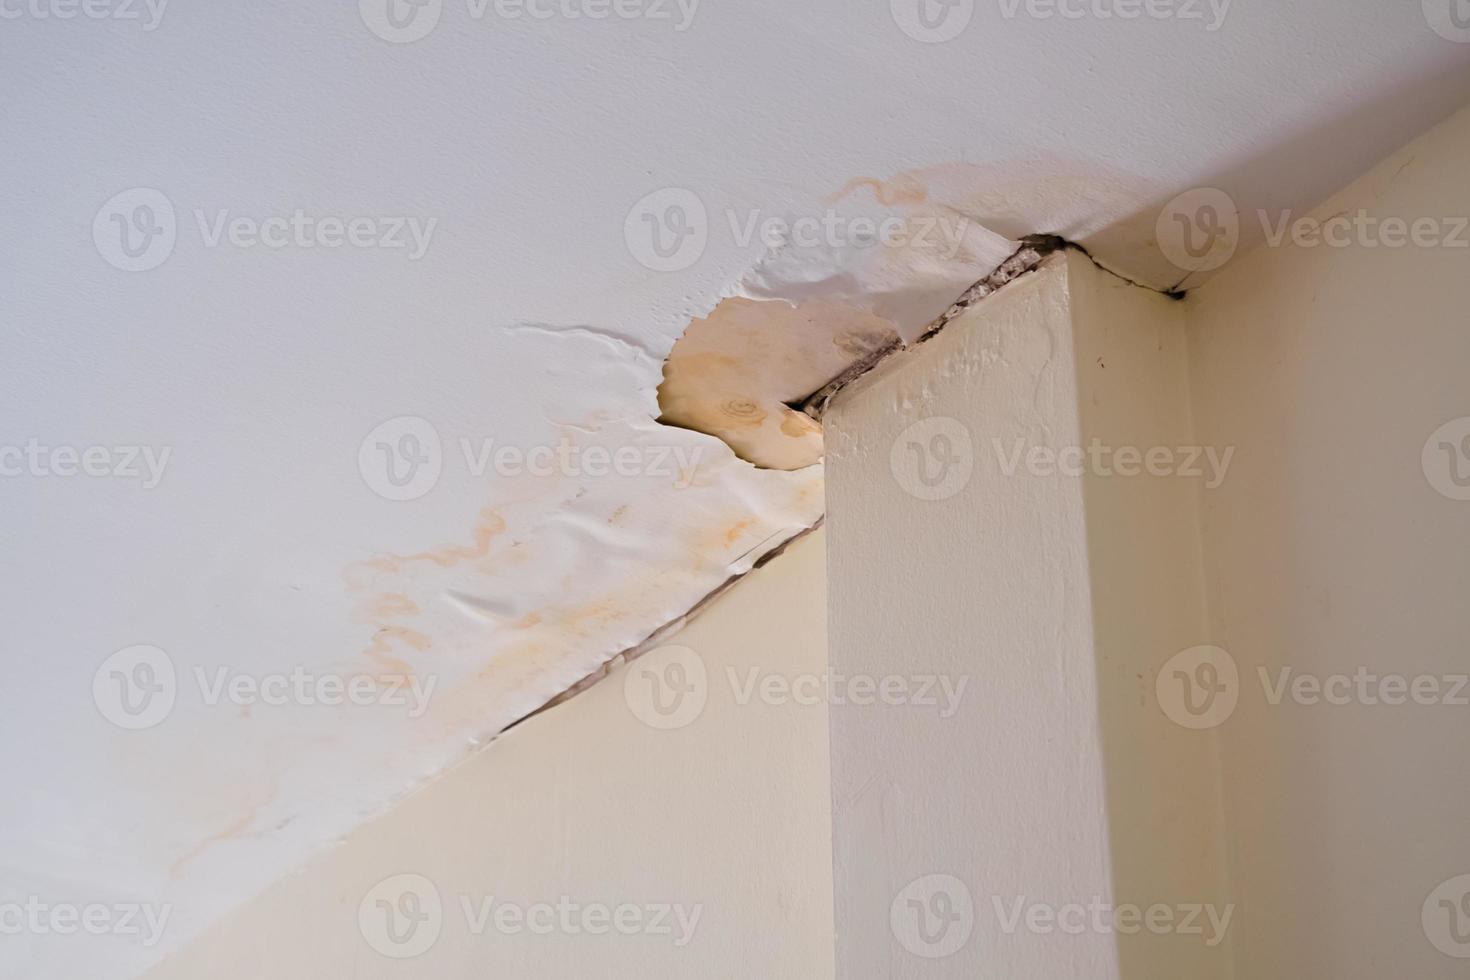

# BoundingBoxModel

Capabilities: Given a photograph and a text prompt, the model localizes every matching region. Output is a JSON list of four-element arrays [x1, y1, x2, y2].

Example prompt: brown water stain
[[826, 175, 930, 207], [356, 593, 421, 620], [658, 297, 899, 470], [344, 508, 508, 592], [169, 785, 278, 879], [364, 626, 431, 676]]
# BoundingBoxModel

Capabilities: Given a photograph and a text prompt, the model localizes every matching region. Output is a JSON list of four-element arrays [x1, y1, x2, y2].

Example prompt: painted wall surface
[[825, 101, 1470, 978], [1183, 103, 1470, 979], [136, 531, 832, 980], [824, 253, 1230, 978]]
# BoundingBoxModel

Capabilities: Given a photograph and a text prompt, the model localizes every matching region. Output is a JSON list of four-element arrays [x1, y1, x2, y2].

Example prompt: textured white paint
[[1184, 103, 1470, 980], [825, 253, 1228, 978], [4, 4, 1469, 977]]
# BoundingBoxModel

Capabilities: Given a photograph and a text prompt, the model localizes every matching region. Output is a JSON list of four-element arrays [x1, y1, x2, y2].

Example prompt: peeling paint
[[658, 297, 899, 469]]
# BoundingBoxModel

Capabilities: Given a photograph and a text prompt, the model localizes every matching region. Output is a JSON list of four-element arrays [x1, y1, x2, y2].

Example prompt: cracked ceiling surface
[[4, 2, 1470, 976]]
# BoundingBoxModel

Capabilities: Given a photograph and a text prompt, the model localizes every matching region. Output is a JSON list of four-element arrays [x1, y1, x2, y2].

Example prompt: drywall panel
[[1184, 103, 1470, 979], [136, 531, 832, 980], [824, 253, 1229, 978]]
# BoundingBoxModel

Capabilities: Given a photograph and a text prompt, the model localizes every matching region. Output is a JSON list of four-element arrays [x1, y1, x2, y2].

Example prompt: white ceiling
[[4, 1, 1469, 975]]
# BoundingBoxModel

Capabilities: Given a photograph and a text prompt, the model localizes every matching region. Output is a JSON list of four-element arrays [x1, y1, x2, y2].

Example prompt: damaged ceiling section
[[657, 185, 1078, 470], [14, 5, 1470, 975], [10, 173, 1050, 980]]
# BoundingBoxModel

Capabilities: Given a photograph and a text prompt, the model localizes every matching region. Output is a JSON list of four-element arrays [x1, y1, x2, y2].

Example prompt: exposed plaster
[[800, 235, 1073, 420], [524, 234, 1138, 731], [655, 233, 1167, 470], [656, 298, 898, 470], [657, 211, 1018, 469]]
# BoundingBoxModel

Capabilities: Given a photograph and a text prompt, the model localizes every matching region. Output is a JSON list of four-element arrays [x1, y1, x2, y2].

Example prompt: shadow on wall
[[1066, 257, 1236, 980]]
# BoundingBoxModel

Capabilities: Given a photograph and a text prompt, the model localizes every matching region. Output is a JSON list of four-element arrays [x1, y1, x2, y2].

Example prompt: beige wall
[[143, 531, 832, 980], [1184, 104, 1470, 979], [825, 252, 1231, 979], [822, 99, 1470, 979]]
